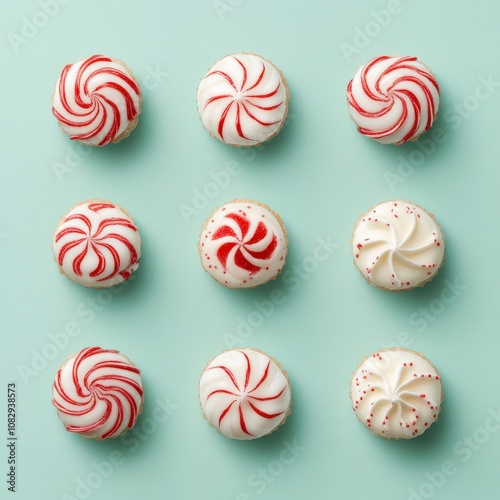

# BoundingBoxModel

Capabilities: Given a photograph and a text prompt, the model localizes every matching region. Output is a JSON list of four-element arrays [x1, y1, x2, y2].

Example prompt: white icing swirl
[[197, 53, 288, 146], [52, 201, 141, 288], [352, 200, 444, 290], [199, 201, 287, 288], [52, 347, 143, 440], [350, 350, 442, 439], [199, 349, 291, 440], [347, 55, 440, 145], [52, 55, 141, 146]]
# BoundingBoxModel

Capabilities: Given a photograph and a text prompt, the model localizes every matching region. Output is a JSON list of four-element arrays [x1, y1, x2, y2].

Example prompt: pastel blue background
[[1, 0, 499, 499]]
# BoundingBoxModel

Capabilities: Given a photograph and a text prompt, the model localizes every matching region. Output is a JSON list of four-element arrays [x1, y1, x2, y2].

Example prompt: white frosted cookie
[[350, 349, 442, 439], [352, 200, 444, 291]]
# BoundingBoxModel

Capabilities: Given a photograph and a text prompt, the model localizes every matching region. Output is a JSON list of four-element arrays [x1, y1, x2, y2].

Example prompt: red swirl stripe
[[52, 55, 140, 146], [212, 212, 278, 275], [203, 56, 283, 142], [52, 347, 143, 439], [206, 350, 286, 437]]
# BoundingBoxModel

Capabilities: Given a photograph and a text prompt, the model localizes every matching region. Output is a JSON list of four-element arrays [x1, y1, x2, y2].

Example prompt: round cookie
[[199, 348, 291, 440], [52, 347, 144, 440], [52, 200, 141, 288], [346, 55, 439, 145], [199, 200, 287, 288], [52, 54, 142, 146], [197, 53, 289, 147], [352, 200, 444, 291], [350, 348, 443, 439]]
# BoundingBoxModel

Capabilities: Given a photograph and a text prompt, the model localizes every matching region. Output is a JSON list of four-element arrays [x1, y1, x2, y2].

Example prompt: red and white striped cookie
[[52, 55, 141, 146], [197, 53, 288, 147], [52, 200, 141, 288], [53, 347, 143, 440], [347, 55, 439, 145], [199, 348, 291, 440], [199, 200, 287, 288]]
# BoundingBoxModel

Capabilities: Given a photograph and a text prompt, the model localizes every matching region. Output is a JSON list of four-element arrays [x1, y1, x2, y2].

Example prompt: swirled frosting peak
[[199, 201, 287, 288], [52, 347, 143, 440], [197, 53, 288, 146], [199, 349, 291, 440], [347, 55, 439, 145], [350, 349, 442, 439], [52, 55, 141, 146], [52, 201, 141, 288], [352, 200, 444, 291]]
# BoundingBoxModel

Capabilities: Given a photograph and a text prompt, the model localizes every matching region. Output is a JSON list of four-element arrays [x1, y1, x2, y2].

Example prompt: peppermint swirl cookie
[[199, 200, 288, 288], [352, 200, 444, 291], [197, 53, 289, 146], [347, 55, 439, 145], [52, 200, 141, 288], [52, 347, 144, 440], [350, 349, 443, 439], [52, 55, 141, 146], [199, 348, 291, 440]]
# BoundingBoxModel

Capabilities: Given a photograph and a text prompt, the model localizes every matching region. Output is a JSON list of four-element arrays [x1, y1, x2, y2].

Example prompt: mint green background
[[1, 0, 499, 499]]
